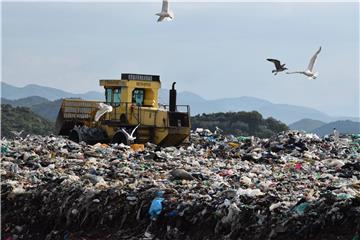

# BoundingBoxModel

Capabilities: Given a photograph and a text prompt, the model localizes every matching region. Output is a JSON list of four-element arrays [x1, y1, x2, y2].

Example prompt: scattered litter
[[1, 130, 360, 239]]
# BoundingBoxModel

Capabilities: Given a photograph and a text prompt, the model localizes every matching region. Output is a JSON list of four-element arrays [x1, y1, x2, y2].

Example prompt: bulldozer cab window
[[105, 88, 112, 104], [113, 88, 121, 105], [132, 89, 144, 106]]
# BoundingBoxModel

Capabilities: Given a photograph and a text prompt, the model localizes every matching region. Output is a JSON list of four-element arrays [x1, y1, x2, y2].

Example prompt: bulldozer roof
[[121, 73, 160, 82], [99, 73, 161, 88]]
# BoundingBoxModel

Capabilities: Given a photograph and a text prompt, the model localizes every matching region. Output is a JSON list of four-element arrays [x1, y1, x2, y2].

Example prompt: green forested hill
[[1, 104, 54, 138], [191, 111, 289, 138], [2, 97, 62, 121]]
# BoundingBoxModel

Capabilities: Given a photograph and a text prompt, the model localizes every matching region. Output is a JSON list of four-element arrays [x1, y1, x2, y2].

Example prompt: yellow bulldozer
[[55, 73, 190, 146]]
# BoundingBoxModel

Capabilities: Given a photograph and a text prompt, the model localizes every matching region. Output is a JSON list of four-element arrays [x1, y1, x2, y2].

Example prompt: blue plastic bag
[[294, 202, 309, 215], [149, 191, 164, 220]]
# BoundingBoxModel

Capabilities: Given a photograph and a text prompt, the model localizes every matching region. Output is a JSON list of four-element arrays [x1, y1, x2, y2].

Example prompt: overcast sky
[[2, 2, 359, 117]]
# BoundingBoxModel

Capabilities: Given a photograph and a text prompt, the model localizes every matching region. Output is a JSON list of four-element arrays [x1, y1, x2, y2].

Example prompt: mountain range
[[289, 118, 360, 136], [1, 82, 103, 101], [1, 82, 359, 125]]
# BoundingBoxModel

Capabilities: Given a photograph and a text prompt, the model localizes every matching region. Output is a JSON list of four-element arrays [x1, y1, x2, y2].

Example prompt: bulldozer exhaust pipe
[[169, 82, 177, 112]]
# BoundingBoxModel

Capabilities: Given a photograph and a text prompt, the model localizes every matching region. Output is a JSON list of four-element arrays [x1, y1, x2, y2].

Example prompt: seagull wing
[[307, 46, 321, 72], [157, 16, 166, 22], [267, 59, 282, 70], [168, 9, 174, 19], [11, 130, 24, 136], [162, 0, 169, 12], [130, 124, 140, 137], [98, 102, 105, 108], [286, 71, 305, 75], [94, 103, 113, 121], [121, 128, 131, 138]]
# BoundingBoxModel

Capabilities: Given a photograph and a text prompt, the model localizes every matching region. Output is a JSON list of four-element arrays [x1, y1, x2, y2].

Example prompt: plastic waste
[[228, 142, 240, 148], [1, 130, 360, 239], [352, 133, 360, 139], [219, 169, 233, 177], [237, 136, 251, 142], [336, 193, 353, 199], [168, 210, 178, 217], [236, 188, 264, 197], [149, 191, 165, 220], [294, 202, 310, 215], [1, 144, 8, 153]]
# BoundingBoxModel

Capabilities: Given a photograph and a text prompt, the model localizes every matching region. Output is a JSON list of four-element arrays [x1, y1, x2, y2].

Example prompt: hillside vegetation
[[2, 96, 62, 121], [191, 111, 289, 138], [1, 104, 54, 138], [30, 99, 62, 121]]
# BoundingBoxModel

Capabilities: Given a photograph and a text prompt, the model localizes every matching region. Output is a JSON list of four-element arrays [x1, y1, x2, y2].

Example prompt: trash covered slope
[[1, 130, 360, 240]]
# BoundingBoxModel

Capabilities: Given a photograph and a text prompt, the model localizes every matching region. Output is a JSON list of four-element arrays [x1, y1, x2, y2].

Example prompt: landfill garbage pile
[[1, 130, 360, 240]]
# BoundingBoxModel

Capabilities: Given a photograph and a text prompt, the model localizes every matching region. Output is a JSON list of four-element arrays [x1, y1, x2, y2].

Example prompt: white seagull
[[156, 0, 174, 22], [120, 124, 140, 142], [94, 103, 113, 122], [287, 46, 322, 79], [10, 130, 24, 138]]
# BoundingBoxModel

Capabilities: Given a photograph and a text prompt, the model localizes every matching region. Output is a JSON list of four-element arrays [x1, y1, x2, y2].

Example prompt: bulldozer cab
[[101, 73, 160, 108]]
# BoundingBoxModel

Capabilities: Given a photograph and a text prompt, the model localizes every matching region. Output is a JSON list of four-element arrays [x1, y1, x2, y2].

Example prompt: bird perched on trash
[[94, 103, 113, 121], [333, 128, 340, 140], [287, 46, 322, 79], [214, 126, 223, 135], [156, 0, 174, 22], [266, 58, 288, 75], [10, 130, 24, 138], [120, 124, 140, 143]]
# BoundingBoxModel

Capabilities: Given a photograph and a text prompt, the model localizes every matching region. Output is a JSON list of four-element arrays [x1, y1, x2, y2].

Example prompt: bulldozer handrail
[[159, 104, 190, 115]]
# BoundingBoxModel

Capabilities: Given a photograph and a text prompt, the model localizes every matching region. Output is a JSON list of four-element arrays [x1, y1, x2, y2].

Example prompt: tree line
[[191, 111, 289, 138]]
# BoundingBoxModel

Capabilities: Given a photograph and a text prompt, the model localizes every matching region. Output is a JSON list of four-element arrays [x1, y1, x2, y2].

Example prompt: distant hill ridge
[[1, 82, 104, 101], [290, 118, 360, 136], [312, 120, 360, 136], [2, 82, 359, 124], [1, 104, 54, 138], [1, 96, 50, 107], [289, 118, 326, 132]]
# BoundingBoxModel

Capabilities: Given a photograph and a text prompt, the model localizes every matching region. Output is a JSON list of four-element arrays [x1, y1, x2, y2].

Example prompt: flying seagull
[[94, 103, 113, 122], [266, 58, 288, 75], [10, 130, 24, 138], [156, 0, 174, 22], [287, 46, 322, 79], [120, 124, 140, 143]]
